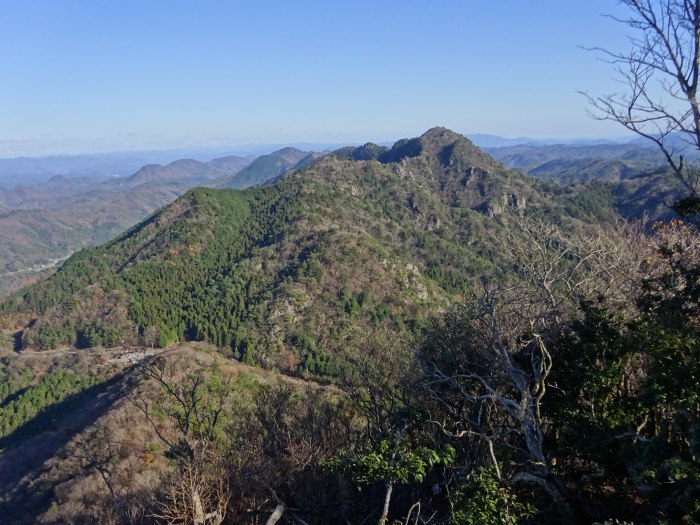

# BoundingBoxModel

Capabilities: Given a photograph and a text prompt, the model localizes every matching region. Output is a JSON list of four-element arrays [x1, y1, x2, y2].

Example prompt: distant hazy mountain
[[0, 153, 255, 298], [116, 155, 252, 188], [0, 155, 253, 210], [490, 142, 661, 167], [218, 147, 318, 189], [528, 158, 662, 184], [467, 134, 634, 149], [0, 151, 235, 187], [466, 133, 540, 148], [0, 142, 362, 188], [0, 176, 112, 209], [486, 141, 684, 221]]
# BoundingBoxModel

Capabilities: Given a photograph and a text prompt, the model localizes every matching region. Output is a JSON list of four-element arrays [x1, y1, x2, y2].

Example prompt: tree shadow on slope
[[13, 330, 23, 352], [0, 385, 30, 410], [0, 368, 134, 524]]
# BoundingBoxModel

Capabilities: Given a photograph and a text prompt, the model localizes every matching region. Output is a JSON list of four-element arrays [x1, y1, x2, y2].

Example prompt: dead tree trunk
[[265, 504, 285, 525], [379, 482, 393, 525]]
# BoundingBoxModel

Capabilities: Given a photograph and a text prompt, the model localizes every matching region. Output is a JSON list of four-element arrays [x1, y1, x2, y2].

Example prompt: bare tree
[[584, 0, 700, 199], [70, 424, 122, 501], [125, 355, 233, 524], [422, 213, 640, 517], [151, 446, 230, 525], [126, 356, 232, 458], [144, 325, 159, 349], [335, 330, 431, 525]]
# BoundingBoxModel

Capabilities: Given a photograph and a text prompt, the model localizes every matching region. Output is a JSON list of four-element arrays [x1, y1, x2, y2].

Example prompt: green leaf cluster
[[328, 438, 455, 485], [450, 467, 532, 525]]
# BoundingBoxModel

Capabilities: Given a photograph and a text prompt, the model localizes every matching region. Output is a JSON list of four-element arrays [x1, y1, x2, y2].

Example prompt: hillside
[[114, 154, 252, 187], [485, 142, 666, 174], [0, 154, 255, 299], [485, 141, 685, 219], [3, 127, 608, 372], [218, 147, 317, 189], [1, 128, 697, 525]]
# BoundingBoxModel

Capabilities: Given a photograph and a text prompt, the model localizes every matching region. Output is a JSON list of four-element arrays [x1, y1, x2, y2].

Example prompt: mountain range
[[0, 130, 687, 303], [5, 128, 616, 368], [0, 148, 313, 299], [0, 126, 695, 524]]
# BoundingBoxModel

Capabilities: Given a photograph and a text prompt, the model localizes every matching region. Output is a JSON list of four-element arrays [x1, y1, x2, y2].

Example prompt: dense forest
[[0, 123, 697, 524]]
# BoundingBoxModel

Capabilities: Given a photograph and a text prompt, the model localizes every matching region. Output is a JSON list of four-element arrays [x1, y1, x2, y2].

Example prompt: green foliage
[[561, 181, 615, 222], [77, 321, 121, 348], [548, 224, 700, 522], [293, 333, 337, 376], [0, 369, 99, 441], [674, 194, 700, 219], [9, 185, 303, 355], [328, 438, 455, 486], [0, 364, 31, 407], [450, 467, 532, 525], [339, 287, 361, 316], [24, 322, 76, 350]]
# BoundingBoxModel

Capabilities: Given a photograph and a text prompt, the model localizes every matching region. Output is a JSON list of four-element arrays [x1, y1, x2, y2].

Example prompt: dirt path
[[13, 341, 331, 391]]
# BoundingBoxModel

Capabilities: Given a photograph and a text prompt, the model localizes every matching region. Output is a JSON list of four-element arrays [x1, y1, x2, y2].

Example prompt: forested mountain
[[0, 128, 697, 525], [217, 147, 317, 189], [0, 154, 255, 299], [4, 128, 601, 366]]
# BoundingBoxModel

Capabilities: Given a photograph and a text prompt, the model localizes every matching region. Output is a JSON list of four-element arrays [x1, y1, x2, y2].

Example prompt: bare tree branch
[[584, 0, 700, 197]]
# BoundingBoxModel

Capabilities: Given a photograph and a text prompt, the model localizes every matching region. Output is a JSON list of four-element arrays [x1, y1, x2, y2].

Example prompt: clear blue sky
[[0, 1, 635, 156]]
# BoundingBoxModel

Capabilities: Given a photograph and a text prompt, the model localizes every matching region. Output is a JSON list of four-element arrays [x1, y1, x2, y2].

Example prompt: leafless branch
[[585, 0, 700, 196]]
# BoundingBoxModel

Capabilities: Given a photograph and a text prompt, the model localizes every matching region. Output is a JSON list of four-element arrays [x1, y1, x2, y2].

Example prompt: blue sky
[[0, 1, 634, 156]]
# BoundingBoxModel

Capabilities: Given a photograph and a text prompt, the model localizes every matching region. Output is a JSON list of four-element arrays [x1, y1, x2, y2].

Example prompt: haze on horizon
[[1, 1, 635, 157]]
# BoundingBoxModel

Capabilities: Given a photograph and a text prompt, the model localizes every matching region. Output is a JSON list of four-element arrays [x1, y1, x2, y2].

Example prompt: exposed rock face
[[488, 192, 527, 217]]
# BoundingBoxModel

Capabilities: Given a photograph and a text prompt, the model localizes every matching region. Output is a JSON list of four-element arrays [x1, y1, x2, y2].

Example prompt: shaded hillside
[[610, 170, 684, 219], [218, 147, 318, 189], [4, 128, 610, 373]]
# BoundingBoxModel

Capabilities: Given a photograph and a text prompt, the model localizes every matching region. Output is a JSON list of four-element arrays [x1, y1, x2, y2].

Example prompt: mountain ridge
[[3, 127, 611, 371], [218, 147, 316, 189], [0, 150, 304, 298]]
